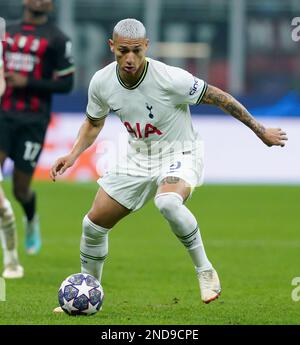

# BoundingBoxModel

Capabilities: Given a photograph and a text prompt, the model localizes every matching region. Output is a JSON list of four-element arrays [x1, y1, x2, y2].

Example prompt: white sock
[[155, 192, 212, 273], [0, 199, 19, 266], [80, 215, 110, 283]]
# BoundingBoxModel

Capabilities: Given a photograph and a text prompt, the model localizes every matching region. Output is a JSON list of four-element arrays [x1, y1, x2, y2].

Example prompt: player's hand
[[258, 128, 288, 147], [50, 154, 76, 182], [5, 72, 28, 88]]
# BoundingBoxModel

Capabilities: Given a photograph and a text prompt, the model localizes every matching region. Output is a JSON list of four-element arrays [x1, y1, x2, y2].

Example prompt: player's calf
[[155, 192, 221, 303], [24, 214, 41, 255], [154, 192, 212, 270], [80, 215, 110, 283], [0, 199, 24, 278]]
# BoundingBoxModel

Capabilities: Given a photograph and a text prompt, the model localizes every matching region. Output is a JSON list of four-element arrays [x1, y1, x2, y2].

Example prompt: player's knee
[[81, 215, 109, 255], [87, 211, 108, 229], [87, 207, 120, 229], [154, 193, 183, 218], [82, 215, 109, 240], [0, 198, 14, 220], [13, 187, 29, 203]]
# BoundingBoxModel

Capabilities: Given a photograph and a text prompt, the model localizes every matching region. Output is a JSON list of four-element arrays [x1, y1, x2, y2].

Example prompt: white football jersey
[[87, 57, 207, 160]]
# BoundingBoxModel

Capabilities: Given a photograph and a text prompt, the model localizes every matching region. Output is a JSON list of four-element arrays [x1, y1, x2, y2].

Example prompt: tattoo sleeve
[[200, 84, 266, 137]]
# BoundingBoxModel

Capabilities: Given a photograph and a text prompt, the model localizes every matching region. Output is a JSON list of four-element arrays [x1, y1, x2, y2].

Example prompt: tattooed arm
[[200, 85, 288, 147]]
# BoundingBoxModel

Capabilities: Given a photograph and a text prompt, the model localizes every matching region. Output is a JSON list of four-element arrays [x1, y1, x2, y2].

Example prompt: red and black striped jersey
[[1, 20, 74, 118]]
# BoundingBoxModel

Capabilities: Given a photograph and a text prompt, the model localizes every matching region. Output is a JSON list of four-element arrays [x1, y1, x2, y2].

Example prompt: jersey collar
[[116, 59, 149, 90]]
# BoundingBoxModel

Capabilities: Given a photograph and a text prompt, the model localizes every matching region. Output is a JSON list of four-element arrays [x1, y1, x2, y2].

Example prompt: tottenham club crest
[[146, 103, 154, 119]]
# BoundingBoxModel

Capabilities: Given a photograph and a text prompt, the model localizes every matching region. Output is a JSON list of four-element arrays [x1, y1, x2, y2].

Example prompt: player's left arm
[[200, 84, 288, 147], [5, 72, 74, 93]]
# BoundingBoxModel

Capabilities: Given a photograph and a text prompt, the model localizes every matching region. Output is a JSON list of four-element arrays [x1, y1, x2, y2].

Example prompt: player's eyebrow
[[119, 44, 142, 49]]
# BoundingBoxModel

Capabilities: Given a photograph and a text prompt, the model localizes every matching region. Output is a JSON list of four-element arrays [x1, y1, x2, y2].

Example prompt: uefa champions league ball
[[58, 273, 104, 315]]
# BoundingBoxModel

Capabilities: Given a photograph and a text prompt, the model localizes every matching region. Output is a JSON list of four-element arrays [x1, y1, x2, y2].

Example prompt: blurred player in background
[[0, 39, 4, 96], [51, 19, 287, 310], [0, 37, 24, 279], [0, 0, 74, 255]]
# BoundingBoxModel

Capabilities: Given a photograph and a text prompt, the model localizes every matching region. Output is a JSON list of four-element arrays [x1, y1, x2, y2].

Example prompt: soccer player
[[0, 0, 74, 255], [50, 19, 287, 309], [0, 37, 24, 279]]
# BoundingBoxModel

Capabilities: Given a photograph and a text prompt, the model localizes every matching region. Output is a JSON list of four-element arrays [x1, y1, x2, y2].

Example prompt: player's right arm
[[50, 71, 109, 181], [50, 117, 105, 181]]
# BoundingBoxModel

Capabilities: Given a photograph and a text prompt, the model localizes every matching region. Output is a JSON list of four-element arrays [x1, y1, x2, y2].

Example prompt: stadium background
[[0, 0, 300, 325], [1, 0, 299, 183]]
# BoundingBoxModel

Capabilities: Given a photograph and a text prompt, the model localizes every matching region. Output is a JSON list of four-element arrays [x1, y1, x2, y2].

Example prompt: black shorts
[[0, 113, 49, 175]]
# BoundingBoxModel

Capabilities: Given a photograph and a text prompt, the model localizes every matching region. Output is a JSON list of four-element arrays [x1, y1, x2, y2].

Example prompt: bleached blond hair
[[113, 18, 146, 39]]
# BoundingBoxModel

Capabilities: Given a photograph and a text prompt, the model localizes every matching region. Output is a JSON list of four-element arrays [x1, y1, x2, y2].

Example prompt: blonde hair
[[113, 18, 146, 39]]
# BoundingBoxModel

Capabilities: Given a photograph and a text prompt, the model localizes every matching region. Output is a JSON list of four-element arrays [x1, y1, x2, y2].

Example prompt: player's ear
[[143, 38, 149, 52], [108, 39, 114, 53]]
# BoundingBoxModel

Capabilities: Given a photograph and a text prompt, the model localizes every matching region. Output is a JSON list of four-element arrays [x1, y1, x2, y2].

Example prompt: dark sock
[[21, 192, 36, 222]]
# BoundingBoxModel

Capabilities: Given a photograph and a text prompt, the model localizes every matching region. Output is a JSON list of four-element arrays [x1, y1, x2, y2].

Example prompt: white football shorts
[[98, 145, 204, 211]]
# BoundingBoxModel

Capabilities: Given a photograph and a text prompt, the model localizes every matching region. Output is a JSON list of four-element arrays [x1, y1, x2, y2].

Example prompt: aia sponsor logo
[[124, 122, 162, 139]]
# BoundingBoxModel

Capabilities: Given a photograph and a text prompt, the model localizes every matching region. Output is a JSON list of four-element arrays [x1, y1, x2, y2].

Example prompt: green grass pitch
[[0, 181, 299, 325]]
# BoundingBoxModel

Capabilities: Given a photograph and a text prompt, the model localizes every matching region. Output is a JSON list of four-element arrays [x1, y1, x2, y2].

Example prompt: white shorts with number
[[98, 145, 204, 211]]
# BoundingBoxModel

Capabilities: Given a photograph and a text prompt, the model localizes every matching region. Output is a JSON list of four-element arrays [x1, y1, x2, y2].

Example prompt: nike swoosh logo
[[111, 108, 121, 112]]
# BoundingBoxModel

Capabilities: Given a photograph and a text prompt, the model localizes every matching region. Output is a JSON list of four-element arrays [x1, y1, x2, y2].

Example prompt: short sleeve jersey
[[87, 58, 207, 156]]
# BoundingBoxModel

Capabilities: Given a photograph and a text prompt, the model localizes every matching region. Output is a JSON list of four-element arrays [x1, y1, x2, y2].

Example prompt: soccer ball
[[58, 273, 104, 316]]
